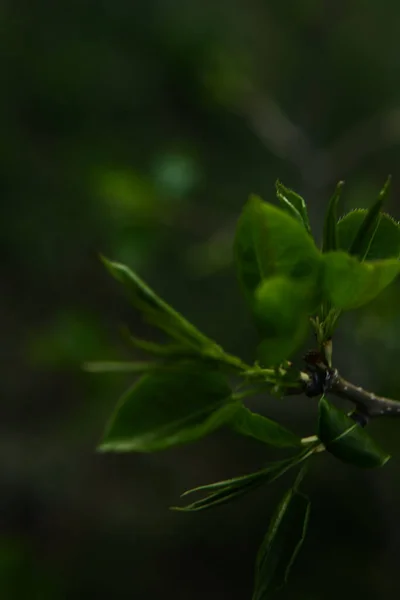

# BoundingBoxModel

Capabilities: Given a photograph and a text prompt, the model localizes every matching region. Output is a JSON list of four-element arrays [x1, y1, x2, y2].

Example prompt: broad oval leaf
[[229, 405, 302, 447], [253, 485, 310, 599], [323, 251, 400, 310], [99, 366, 234, 452], [317, 396, 390, 468], [253, 276, 315, 365], [338, 210, 400, 261], [234, 196, 322, 305]]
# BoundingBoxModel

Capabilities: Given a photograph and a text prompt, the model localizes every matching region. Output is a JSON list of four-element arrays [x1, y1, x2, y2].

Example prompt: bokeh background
[[3, 1, 400, 598]]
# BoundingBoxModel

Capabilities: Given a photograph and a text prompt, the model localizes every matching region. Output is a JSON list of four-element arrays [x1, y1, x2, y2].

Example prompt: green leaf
[[317, 396, 390, 468], [99, 365, 234, 452], [323, 251, 400, 310], [338, 210, 400, 261], [233, 196, 322, 305], [345, 177, 391, 260], [253, 276, 315, 365], [322, 181, 344, 253], [252, 485, 310, 598], [229, 405, 302, 448], [101, 257, 218, 351], [83, 361, 154, 373], [275, 181, 311, 234], [173, 448, 313, 512]]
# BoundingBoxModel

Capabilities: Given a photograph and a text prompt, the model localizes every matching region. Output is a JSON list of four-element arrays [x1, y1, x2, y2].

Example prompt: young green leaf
[[229, 405, 302, 448], [173, 448, 313, 512], [337, 210, 400, 260], [322, 181, 344, 253], [347, 176, 391, 260], [275, 181, 311, 234], [233, 196, 322, 305], [98, 366, 235, 452], [323, 251, 400, 310], [318, 396, 390, 468], [253, 276, 316, 365], [101, 257, 218, 351], [252, 485, 310, 598]]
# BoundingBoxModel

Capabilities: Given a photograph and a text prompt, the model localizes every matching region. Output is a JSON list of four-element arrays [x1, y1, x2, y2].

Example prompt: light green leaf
[[338, 210, 400, 261], [230, 405, 302, 447], [233, 196, 322, 305], [322, 181, 344, 253], [173, 448, 313, 512], [317, 396, 390, 468], [98, 366, 234, 452], [253, 484, 310, 598], [253, 276, 315, 365], [323, 251, 400, 310], [275, 181, 311, 233]]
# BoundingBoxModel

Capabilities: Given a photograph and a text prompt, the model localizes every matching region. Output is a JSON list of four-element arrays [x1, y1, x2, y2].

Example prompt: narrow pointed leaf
[[323, 251, 400, 310], [234, 196, 322, 305], [318, 396, 390, 468], [99, 366, 234, 452], [337, 210, 400, 260], [174, 448, 314, 512], [348, 176, 391, 260], [101, 257, 219, 351], [230, 405, 302, 448], [253, 486, 310, 598], [275, 181, 311, 233], [322, 181, 344, 253]]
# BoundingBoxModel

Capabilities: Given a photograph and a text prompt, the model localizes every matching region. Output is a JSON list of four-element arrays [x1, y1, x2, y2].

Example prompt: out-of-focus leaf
[[323, 251, 400, 310], [275, 181, 311, 234], [99, 366, 234, 452], [229, 405, 302, 447], [173, 448, 313, 512], [252, 483, 310, 598], [322, 181, 344, 253], [317, 396, 390, 468], [233, 196, 322, 305], [83, 361, 154, 373], [344, 177, 391, 260], [253, 276, 315, 365], [338, 210, 400, 260]]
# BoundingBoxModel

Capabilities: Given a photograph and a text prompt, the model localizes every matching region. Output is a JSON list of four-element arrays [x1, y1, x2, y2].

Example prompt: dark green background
[[3, 1, 400, 598]]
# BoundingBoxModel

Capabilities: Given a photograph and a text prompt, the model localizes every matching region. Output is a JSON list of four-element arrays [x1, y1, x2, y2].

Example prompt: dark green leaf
[[173, 448, 313, 512], [233, 196, 322, 305], [98, 366, 234, 452], [253, 486, 310, 598], [347, 176, 391, 260], [275, 181, 311, 233], [253, 276, 315, 365], [322, 181, 344, 253], [229, 405, 302, 447], [317, 396, 390, 468], [323, 251, 400, 310], [101, 257, 219, 351], [338, 210, 400, 260]]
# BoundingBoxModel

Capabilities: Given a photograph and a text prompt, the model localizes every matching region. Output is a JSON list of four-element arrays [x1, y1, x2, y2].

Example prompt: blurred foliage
[[2, 0, 400, 598]]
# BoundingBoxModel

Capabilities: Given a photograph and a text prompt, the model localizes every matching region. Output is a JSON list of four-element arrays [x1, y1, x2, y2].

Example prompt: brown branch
[[302, 366, 400, 418]]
